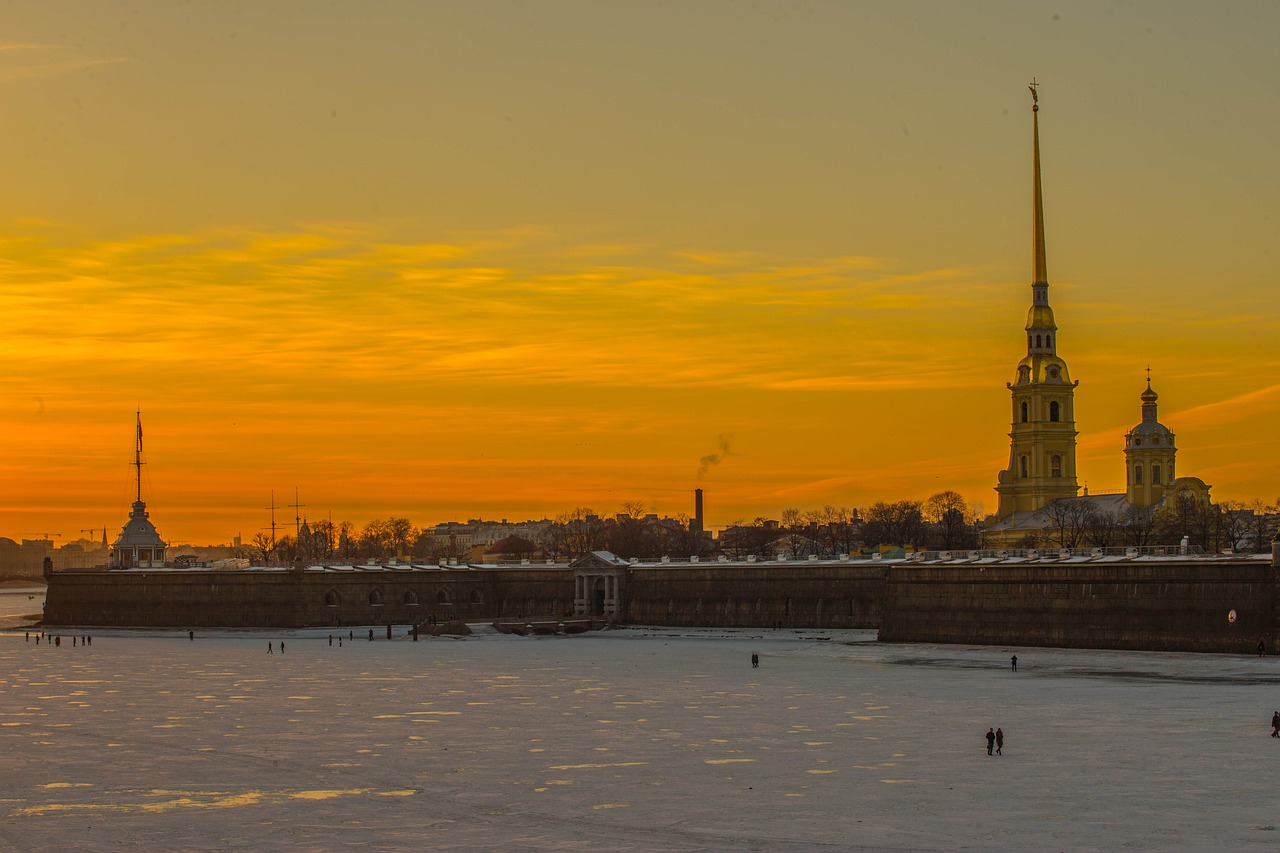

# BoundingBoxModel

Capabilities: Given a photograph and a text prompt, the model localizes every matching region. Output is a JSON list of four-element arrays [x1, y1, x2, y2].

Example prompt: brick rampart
[[878, 561, 1278, 653]]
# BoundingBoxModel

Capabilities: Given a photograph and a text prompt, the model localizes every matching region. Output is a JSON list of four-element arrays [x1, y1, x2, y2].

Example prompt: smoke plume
[[697, 434, 734, 481]]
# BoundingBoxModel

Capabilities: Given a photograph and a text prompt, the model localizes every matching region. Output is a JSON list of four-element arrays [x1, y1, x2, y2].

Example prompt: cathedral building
[[985, 88, 1209, 549]]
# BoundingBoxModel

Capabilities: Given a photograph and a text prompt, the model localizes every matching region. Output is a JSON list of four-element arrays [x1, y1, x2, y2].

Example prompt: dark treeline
[[239, 491, 1279, 564]]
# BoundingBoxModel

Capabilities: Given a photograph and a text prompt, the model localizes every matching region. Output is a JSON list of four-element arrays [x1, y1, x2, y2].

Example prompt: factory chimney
[[693, 489, 704, 537]]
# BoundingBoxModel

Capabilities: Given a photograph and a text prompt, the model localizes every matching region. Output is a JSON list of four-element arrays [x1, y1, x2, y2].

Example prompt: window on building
[[1036, 334, 1042, 348], [1020, 402, 1029, 423], [1046, 335, 1052, 348], [1135, 465, 1143, 485], [1051, 455, 1062, 477], [369, 589, 383, 606], [1020, 456, 1028, 478], [1049, 401, 1060, 422], [1153, 465, 1161, 484], [404, 590, 418, 606], [324, 589, 340, 607]]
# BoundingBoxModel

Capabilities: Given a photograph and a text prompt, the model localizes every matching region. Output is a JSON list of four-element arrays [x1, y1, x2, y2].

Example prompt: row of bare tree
[[237, 491, 1279, 564]]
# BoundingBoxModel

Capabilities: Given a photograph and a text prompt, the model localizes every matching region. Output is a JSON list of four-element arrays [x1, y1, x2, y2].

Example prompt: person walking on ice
[[996, 728, 1004, 755], [268, 642, 273, 654], [1270, 711, 1279, 738], [986, 728, 995, 755], [1011, 654, 1017, 672]]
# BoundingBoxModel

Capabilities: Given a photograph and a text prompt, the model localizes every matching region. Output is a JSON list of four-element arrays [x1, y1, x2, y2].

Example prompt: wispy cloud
[[0, 43, 127, 85]]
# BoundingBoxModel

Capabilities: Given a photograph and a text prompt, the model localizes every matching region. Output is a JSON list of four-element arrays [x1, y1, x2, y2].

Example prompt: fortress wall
[[42, 568, 575, 629], [43, 559, 1280, 655], [878, 561, 1278, 653], [622, 563, 888, 629]]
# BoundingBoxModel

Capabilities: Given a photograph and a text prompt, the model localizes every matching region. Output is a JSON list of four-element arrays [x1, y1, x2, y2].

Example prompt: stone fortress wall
[[41, 547, 1280, 655]]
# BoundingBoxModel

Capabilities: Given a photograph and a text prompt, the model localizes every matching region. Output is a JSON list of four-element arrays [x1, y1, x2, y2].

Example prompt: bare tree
[[861, 501, 924, 550], [249, 531, 276, 563], [924, 491, 975, 550], [1042, 499, 1091, 548]]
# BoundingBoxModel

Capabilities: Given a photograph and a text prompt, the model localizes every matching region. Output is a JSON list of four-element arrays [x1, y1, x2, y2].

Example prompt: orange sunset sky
[[2, 2, 1278, 545]]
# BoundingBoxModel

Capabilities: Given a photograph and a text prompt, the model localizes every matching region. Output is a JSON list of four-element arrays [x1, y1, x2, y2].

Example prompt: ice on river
[[3, 604, 1280, 851]]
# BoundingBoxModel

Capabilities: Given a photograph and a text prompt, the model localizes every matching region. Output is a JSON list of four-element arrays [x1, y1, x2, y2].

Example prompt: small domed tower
[[1124, 377, 1177, 508], [110, 412, 167, 568]]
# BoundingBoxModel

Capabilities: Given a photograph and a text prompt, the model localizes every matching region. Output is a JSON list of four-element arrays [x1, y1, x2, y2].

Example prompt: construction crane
[[21, 532, 62, 542]]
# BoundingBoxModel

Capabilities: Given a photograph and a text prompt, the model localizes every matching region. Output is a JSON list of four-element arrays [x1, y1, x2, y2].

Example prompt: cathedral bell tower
[[1124, 376, 1176, 508], [995, 83, 1080, 518]]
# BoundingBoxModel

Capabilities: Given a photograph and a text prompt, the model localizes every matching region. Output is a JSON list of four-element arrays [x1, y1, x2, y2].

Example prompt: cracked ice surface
[[3, 595, 1280, 850]]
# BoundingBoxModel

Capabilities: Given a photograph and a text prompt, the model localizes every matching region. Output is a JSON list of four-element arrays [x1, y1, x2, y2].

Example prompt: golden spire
[[1030, 79, 1047, 285]]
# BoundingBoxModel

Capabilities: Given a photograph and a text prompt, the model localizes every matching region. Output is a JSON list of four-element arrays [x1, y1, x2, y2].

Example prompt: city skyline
[[2, 2, 1278, 544]]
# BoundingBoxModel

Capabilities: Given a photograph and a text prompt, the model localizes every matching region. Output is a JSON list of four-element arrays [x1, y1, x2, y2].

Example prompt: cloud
[[0, 43, 127, 84]]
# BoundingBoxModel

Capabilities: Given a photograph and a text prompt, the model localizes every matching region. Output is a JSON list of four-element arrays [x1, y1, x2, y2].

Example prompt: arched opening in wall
[[437, 589, 451, 606], [849, 598, 857, 617], [1153, 464, 1162, 484], [1020, 402, 1029, 423], [784, 598, 792, 616], [1046, 335, 1051, 348], [1020, 456, 1028, 478], [403, 590, 418, 606], [1049, 401, 1060, 422], [1051, 455, 1062, 478], [1036, 334, 1042, 348], [816, 598, 824, 617], [469, 588, 483, 605], [324, 589, 340, 607], [369, 589, 383, 607], [592, 578, 606, 617], [1134, 465, 1143, 485]]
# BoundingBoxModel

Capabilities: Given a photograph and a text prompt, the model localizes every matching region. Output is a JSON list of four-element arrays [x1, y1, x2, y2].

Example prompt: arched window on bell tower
[[1153, 464, 1161, 484], [1020, 402, 1029, 423], [1049, 401, 1060, 422], [1051, 455, 1062, 477], [1134, 465, 1143, 485]]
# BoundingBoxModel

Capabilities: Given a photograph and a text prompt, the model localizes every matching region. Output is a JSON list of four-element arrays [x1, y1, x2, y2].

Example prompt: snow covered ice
[[3, 588, 1280, 851]]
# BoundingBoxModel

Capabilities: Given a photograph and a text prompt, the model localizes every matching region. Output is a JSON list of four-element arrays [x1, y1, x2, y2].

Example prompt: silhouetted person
[[268, 642, 273, 654], [328, 634, 333, 647], [189, 630, 194, 641], [55, 636, 60, 647], [996, 728, 1004, 755], [986, 728, 995, 755], [1270, 711, 1279, 738], [280, 641, 284, 654], [1011, 655, 1018, 672], [1260, 639, 1267, 657]]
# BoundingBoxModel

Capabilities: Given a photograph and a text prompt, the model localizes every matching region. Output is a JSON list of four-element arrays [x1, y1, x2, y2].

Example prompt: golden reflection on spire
[[1031, 79, 1048, 285]]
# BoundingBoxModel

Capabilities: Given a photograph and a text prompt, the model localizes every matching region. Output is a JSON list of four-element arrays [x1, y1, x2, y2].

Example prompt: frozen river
[[3, 598, 1280, 851]]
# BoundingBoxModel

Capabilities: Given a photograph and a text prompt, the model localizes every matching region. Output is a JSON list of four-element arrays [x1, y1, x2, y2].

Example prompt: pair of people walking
[[985, 727, 1004, 755]]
